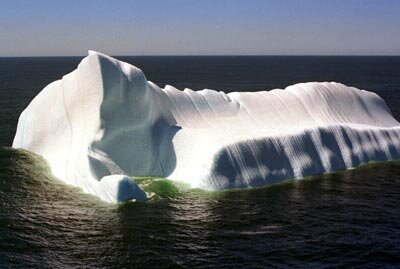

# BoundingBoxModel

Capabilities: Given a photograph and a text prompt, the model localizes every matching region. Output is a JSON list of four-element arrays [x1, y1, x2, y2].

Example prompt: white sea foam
[[12, 51, 400, 202]]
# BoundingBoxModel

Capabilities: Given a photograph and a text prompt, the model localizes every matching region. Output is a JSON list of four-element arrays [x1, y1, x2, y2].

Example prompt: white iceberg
[[12, 51, 400, 202]]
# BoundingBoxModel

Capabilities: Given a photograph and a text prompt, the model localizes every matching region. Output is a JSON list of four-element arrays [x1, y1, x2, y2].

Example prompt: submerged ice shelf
[[12, 51, 400, 203]]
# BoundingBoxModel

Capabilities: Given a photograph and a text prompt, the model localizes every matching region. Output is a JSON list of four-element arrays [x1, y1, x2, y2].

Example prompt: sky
[[1, 0, 400, 56]]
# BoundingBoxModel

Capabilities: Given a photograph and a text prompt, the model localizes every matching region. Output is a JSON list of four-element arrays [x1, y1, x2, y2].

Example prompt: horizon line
[[1, 54, 400, 58]]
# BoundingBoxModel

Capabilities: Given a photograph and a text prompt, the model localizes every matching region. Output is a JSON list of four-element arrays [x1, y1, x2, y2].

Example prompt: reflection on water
[[1, 148, 399, 268]]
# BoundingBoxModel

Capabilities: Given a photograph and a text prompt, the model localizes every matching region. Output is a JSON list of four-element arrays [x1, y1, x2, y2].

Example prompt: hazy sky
[[1, 0, 400, 56]]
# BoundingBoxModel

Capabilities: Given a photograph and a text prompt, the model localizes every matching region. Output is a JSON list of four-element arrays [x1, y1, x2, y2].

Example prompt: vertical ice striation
[[13, 51, 400, 202]]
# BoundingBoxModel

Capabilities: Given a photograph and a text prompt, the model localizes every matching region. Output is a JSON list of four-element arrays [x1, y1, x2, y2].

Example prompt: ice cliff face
[[12, 51, 400, 202]]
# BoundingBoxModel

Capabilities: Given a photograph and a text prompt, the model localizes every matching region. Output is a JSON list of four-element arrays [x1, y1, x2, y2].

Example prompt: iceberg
[[12, 51, 400, 202]]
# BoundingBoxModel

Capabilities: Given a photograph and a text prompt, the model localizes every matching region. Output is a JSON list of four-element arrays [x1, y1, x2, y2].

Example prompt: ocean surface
[[1, 56, 400, 268]]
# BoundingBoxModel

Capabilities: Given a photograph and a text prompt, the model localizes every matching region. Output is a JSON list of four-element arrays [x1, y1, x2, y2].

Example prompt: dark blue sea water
[[0, 56, 400, 268]]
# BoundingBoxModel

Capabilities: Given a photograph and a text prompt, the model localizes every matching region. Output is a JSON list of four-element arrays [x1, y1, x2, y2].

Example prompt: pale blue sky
[[1, 0, 400, 56]]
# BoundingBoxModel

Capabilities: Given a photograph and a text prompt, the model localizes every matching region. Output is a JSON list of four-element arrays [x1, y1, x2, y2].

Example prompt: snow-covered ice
[[12, 51, 400, 202]]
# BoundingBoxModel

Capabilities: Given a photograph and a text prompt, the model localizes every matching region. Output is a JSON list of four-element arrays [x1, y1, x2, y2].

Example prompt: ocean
[[0, 56, 400, 268]]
